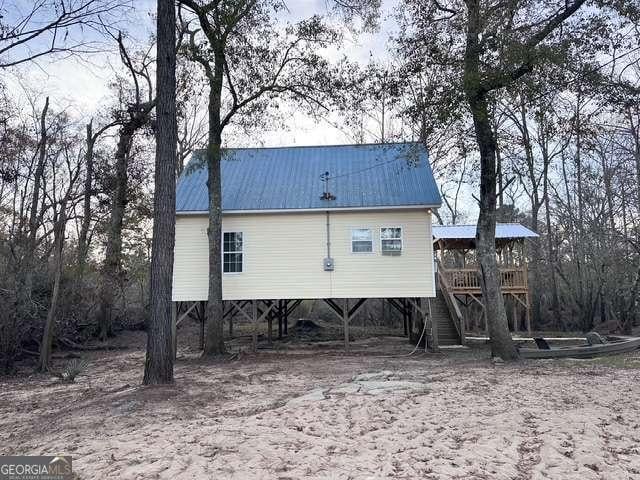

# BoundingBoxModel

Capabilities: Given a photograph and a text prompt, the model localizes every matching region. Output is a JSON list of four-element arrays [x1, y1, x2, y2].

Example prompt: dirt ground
[[2, 321, 640, 480]]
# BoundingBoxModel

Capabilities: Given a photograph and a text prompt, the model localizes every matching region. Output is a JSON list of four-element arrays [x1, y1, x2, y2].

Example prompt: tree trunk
[[19, 97, 49, 310], [25, 97, 49, 273], [203, 51, 227, 356], [575, 95, 584, 230], [543, 177, 561, 327], [204, 138, 226, 354], [519, 97, 544, 326], [574, 96, 588, 329], [77, 121, 95, 270], [463, 0, 518, 360], [627, 110, 640, 225], [143, 0, 177, 385], [39, 201, 67, 372], [469, 95, 519, 360], [529, 204, 542, 326], [496, 135, 504, 209], [491, 106, 504, 210], [98, 123, 135, 340]]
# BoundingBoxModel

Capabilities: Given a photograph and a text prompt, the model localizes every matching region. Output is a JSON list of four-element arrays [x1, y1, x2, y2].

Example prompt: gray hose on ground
[[407, 317, 428, 356]]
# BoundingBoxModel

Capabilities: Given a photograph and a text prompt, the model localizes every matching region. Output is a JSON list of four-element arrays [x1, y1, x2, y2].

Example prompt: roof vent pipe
[[320, 171, 336, 201]]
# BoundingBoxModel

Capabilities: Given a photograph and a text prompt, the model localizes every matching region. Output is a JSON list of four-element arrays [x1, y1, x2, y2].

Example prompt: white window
[[351, 228, 373, 253], [223, 232, 243, 273], [381, 227, 402, 254]]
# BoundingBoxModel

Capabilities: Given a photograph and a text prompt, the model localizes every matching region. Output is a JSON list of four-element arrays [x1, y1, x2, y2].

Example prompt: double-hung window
[[381, 227, 402, 254], [223, 232, 243, 273], [351, 228, 373, 253]]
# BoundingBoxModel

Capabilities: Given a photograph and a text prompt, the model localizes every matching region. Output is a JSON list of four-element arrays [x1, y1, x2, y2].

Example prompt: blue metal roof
[[176, 143, 441, 212]]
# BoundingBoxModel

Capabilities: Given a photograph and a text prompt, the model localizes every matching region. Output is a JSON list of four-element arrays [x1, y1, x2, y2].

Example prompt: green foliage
[[178, 0, 348, 133]]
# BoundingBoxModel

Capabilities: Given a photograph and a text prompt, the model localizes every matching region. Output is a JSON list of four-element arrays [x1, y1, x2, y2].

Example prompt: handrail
[[436, 259, 465, 344], [438, 263, 527, 292]]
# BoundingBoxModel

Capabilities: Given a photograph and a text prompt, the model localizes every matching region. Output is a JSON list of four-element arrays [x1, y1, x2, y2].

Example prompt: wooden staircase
[[434, 259, 466, 346], [432, 293, 462, 345]]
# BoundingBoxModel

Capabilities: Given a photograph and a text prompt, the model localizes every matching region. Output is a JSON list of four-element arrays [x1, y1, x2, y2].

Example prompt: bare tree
[[0, 0, 130, 68], [97, 32, 155, 341], [39, 146, 82, 371], [0, 88, 96, 372], [500, 85, 569, 325], [77, 118, 118, 270], [1, 95, 51, 373], [176, 62, 208, 175], [440, 156, 469, 225]]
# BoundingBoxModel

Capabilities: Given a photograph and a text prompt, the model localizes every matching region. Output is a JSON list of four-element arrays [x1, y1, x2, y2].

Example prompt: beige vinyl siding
[[172, 209, 435, 301], [172, 216, 210, 301]]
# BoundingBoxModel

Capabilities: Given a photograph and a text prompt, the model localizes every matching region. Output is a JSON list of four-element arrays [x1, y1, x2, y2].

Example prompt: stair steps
[[431, 293, 462, 346]]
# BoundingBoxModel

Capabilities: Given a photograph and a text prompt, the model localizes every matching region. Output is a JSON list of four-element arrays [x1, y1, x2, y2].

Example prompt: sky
[[3, 0, 480, 221], [5, 0, 400, 146]]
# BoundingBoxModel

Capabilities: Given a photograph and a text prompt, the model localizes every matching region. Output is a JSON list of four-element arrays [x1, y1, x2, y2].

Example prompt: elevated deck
[[439, 264, 528, 295], [436, 260, 531, 334]]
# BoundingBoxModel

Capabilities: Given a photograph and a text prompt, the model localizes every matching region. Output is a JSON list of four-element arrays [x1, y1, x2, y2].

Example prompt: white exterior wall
[[172, 209, 435, 301]]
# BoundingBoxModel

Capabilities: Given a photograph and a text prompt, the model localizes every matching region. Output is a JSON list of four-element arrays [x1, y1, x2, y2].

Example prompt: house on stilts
[[172, 142, 538, 351]]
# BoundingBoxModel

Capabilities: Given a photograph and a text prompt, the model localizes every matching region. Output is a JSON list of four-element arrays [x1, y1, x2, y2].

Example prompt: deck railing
[[438, 264, 528, 293]]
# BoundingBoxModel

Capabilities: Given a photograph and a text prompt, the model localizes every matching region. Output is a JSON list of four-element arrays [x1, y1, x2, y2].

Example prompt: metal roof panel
[[176, 143, 442, 212], [432, 223, 539, 239]]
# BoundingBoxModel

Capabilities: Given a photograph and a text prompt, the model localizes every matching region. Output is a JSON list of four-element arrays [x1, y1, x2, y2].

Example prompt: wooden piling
[[252, 300, 258, 352], [343, 298, 350, 351], [199, 301, 206, 350], [171, 302, 177, 359]]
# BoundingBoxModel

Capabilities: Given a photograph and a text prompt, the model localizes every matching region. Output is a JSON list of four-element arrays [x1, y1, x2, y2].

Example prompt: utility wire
[[324, 149, 424, 181]]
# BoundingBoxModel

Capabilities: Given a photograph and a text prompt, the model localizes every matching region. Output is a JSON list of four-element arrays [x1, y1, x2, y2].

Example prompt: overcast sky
[[6, 0, 400, 146]]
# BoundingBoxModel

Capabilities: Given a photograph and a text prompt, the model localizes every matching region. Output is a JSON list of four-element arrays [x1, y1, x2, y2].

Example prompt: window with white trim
[[351, 228, 373, 253], [223, 232, 243, 273], [381, 227, 402, 254]]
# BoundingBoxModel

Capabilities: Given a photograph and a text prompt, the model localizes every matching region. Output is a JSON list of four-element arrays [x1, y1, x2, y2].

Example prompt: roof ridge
[[433, 224, 477, 227], [193, 141, 423, 153], [434, 223, 527, 227]]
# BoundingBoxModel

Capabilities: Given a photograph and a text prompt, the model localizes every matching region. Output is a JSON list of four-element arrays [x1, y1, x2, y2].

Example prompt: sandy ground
[[2, 323, 640, 480]]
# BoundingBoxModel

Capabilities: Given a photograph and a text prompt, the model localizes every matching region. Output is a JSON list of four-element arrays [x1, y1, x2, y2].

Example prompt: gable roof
[[432, 223, 539, 240], [176, 143, 441, 213]]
